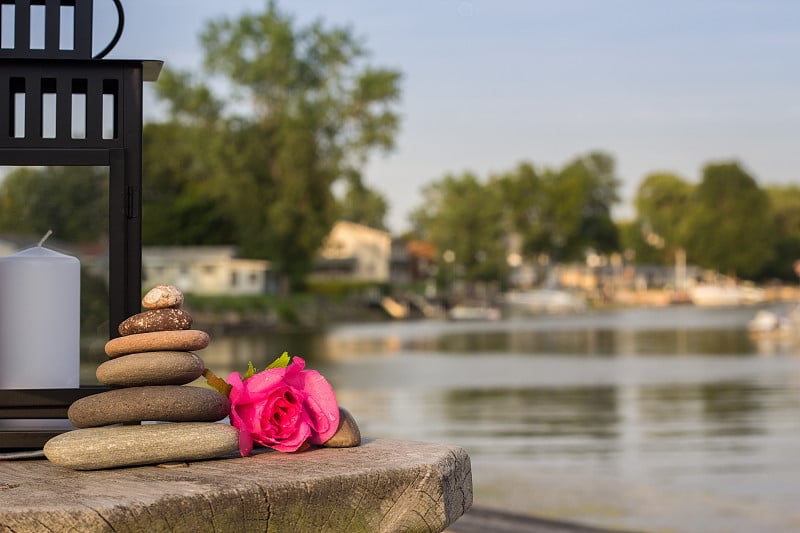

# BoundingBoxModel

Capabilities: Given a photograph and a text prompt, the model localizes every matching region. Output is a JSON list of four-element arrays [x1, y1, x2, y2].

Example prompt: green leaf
[[266, 352, 292, 370], [243, 361, 257, 380]]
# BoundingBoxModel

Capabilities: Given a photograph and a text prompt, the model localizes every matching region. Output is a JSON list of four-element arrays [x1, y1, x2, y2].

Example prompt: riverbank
[[183, 293, 391, 333], [183, 284, 800, 334]]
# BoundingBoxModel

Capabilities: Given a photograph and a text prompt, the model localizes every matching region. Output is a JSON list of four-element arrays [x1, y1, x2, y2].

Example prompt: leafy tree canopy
[[146, 1, 402, 288], [630, 172, 693, 263], [337, 171, 389, 231], [683, 162, 775, 278], [0, 166, 108, 243], [758, 185, 800, 280], [492, 151, 621, 262], [411, 172, 508, 284]]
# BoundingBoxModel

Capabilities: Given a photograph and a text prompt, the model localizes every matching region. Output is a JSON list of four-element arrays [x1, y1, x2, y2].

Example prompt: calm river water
[[201, 305, 800, 533]]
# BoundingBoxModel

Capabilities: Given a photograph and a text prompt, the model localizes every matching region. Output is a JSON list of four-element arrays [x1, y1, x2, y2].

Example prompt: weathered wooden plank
[[0, 438, 472, 532]]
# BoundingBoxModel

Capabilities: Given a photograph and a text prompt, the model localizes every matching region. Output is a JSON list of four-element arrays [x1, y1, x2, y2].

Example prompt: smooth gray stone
[[44, 423, 239, 470], [323, 407, 361, 448], [96, 351, 205, 387], [68, 386, 230, 428]]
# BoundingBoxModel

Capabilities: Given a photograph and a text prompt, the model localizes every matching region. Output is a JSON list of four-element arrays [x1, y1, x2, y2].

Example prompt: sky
[[90, 0, 800, 233]]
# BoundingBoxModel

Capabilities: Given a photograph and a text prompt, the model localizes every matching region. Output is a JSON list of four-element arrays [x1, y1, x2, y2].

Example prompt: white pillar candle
[[0, 245, 80, 389]]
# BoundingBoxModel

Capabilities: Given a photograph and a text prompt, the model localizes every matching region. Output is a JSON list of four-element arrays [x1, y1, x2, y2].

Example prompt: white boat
[[748, 306, 800, 338], [689, 284, 765, 307], [448, 305, 501, 321], [502, 289, 587, 314]]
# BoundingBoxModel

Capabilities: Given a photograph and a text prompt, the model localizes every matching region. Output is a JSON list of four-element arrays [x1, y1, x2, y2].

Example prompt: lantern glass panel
[[29, 4, 45, 50], [0, 164, 110, 385], [59, 4, 74, 51], [0, 5, 13, 50]]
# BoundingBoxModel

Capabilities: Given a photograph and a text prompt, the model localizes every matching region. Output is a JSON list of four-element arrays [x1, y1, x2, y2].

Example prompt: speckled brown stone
[[323, 407, 361, 448], [142, 284, 184, 309], [68, 386, 230, 428], [43, 423, 239, 470], [96, 351, 205, 387], [118, 308, 193, 336], [105, 330, 210, 358]]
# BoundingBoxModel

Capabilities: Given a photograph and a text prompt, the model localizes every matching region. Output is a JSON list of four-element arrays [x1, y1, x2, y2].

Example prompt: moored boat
[[502, 289, 587, 314], [689, 284, 765, 307], [448, 305, 501, 321]]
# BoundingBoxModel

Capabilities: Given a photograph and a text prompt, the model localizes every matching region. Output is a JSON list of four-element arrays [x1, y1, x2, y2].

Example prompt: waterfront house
[[390, 237, 436, 286], [311, 221, 391, 283], [142, 246, 271, 296]]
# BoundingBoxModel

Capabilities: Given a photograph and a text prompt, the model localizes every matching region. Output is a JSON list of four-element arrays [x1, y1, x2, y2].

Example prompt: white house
[[142, 246, 270, 296], [312, 221, 391, 283]]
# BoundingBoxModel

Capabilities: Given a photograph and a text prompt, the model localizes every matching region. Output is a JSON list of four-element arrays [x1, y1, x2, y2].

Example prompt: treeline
[[1, 2, 798, 287], [412, 155, 800, 284]]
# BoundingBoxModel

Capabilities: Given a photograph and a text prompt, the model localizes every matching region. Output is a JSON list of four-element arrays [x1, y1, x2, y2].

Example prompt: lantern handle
[[93, 0, 125, 60]]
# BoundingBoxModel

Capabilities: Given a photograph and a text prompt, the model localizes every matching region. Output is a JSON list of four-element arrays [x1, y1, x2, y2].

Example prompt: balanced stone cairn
[[44, 285, 239, 470]]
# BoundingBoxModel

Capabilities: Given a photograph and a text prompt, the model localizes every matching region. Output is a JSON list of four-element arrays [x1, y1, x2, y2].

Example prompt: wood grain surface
[[0, 438, 472, 532]]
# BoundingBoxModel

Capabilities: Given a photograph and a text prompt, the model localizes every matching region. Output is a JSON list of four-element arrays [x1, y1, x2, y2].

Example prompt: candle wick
[[38, 229, 54, 247]]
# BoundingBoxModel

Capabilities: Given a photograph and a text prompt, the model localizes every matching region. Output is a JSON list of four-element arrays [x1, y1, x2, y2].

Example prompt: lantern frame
[[0, 0, 161, 449]]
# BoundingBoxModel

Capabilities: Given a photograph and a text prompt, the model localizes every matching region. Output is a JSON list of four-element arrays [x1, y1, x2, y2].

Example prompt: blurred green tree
[[142, 121, 235, 245], [0, 166, 108, 242], [547, 151, 620, 260], [148, 1, 401, 288], [492, 161, 548, 257], [631, 172, 693, 264], [758, 185, 800, 280], [337, 171, 389, 231], [491, 152, 621, 263], [411, 172, 508, 285], [684, 162, 775, 278]]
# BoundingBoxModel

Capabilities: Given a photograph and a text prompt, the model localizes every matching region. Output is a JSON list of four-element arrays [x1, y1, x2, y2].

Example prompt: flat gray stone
[[118, 308, 193, 336], [96, 351, 205, 387], [105, 330, 210, 358], [43, 422, 239, 470], [323, 407, 361, 448], [68, 386, 230, 428]]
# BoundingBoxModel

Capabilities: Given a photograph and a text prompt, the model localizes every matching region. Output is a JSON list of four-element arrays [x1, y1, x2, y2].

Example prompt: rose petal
[[270, 423, 311, 452], [298, 372, 339, 444], [237, 426, 254, 457], [227, 374, 255, 456]]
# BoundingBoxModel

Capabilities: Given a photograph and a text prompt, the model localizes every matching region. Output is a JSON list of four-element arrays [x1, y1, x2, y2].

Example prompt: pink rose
[[226, 357, 339, 455]]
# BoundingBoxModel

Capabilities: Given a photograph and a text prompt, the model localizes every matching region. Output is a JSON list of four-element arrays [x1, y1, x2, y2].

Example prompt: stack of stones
[[44, 285, 239, 470]]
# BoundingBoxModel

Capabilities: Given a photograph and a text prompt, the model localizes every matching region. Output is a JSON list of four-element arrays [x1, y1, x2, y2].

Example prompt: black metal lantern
[[0, 0, 161, 449]]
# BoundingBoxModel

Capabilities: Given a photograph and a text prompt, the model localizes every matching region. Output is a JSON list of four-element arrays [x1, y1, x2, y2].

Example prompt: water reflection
[[444, 387, 619, 442], [427, 328, 753, 357], [202, 330, 329, 371]]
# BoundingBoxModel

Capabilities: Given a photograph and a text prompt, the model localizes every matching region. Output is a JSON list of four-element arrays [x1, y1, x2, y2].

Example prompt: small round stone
[[105, 330, 210, 358], [118, 308, 193, 336], [67, 386, 230, 428], [44, 423, 239, 470], [96, 351, 205, 387], [142, 285, 184, 310], [323, 407, 361, 448]]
